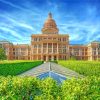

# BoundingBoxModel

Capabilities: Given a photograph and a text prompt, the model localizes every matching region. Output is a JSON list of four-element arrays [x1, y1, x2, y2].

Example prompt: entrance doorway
[[54, 56, 57, 60], [48, 55, 51, 61], [43, 56, 46, 61]]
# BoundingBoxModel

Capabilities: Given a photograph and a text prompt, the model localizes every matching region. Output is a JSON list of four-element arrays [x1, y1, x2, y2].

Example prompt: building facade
[[0, 13, 100, 61]]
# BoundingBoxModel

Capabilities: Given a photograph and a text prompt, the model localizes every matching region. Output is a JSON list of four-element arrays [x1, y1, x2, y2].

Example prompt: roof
[[70, 44, 84, 46], [91, 41, 100, 43], [86, 41, 100, 45], [13, 44, 29, 48], [0, 40, 12, 44], [31, 33, 69, 37]]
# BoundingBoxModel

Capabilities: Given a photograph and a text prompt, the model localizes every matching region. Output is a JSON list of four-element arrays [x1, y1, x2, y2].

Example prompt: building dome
[[42, 13, 59, 34]]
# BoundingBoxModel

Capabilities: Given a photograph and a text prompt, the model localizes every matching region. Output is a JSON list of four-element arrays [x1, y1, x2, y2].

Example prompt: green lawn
[[0, 60, 36, 64], [0, 61, 43, 76], [58, 60, 100, 76]]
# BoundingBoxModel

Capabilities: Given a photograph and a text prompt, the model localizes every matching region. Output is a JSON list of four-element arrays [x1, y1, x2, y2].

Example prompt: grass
[[58, 60, 100, 76], [0, 60, 43, 76], [0, 60, 36, 64]]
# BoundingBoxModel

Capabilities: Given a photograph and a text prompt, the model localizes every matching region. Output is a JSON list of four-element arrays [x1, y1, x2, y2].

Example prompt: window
[[38, 44, 41, 48], [63, 45, 66, 48], [48, 44, 52, 48], [38, 50, 41, 53], [92, 48, 96, 51], [74, 52, 79, 55], [93, 51, 96, 55], [53, 38, 56, 40], [43, 44, 47, 48], [98, 48, 100, 50], [21, 48, 26, 51], [48, 37, 52, 40], [58, 38, 62, 41], [43, 49, 46, 53], [53, 44, 57, 48], [33, 50, 37, 54], [13, 52, 15, 55], [0, 44, 2, 48], [34, 38, 37, 41], [53, 49, 57, 53], [13, 48, 15, 51], [99, 44, 100, 48], [48, 49, 52, 53], [44, 38, 47, 40], [98, 51, 100, 55], [59, 49, 62, 53], [38, 38, 41, 41], [59, 45, 62, 48], [63, 49, 66, 53], [63, 38, 66, 41], [34, 45, 37, 48]]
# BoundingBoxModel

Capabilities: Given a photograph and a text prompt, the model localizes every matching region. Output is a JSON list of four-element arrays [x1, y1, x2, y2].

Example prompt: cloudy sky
[[0, 0, 100, 44]]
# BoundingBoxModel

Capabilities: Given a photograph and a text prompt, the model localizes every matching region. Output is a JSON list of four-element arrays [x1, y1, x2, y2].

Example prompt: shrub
[[0, 76, 99, 100], [0, 61, 43, 76]]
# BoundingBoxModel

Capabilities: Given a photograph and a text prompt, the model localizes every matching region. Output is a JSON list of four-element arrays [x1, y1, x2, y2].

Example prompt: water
[[37, 71, 66, 84]]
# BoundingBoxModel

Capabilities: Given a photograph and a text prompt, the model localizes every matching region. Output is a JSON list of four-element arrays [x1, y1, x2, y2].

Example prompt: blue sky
[[0, 0, 100, 44]]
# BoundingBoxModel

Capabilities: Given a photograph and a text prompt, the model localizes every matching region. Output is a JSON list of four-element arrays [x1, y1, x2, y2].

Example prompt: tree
[[0, 48, 6, 60], [69, 55, 77, 60]]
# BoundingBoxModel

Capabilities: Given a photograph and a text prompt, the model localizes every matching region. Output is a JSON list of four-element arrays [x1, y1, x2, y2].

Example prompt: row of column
[[42, 43, 59, 54], [31, 43, 68, 61]]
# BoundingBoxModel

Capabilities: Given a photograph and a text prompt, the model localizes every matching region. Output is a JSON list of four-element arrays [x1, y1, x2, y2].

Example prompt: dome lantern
[[48, 12, 52, 19]]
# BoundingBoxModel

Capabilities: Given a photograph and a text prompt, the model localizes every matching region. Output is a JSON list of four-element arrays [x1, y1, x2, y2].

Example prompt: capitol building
[[0, 13, 100, 61]]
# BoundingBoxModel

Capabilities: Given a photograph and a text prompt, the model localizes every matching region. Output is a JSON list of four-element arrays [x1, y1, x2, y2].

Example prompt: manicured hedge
[[0, 61, 43, 76], [58, 61, 100, 76], [0, 76, 99, 100]]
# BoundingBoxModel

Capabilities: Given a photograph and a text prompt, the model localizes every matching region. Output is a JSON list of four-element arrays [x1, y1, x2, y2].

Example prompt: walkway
[[19, 62, 83, 78]]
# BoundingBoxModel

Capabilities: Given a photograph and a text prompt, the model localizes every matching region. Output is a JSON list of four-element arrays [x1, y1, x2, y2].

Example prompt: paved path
[[19, 62, 83, 78]]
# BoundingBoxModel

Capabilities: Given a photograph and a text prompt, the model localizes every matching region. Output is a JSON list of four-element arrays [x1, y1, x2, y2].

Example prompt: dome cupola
[[42, 13, 59, 34]]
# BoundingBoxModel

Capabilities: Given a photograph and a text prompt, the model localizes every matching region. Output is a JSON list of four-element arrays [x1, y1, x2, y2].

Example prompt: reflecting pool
[[37, 71, 66, 83]]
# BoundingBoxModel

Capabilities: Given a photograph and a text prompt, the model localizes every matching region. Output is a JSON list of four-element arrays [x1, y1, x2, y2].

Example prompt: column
[[79, 49, 81, 60], [90, 47, 92, 61], [96, 48, 98, 60], [52, 43, 53, 53], [37, 44, 38, 60], [47, 43, 48, 53], [57, 43, 58, 60], [46, 56, 48, 61], [41, 43, 43, 61], [52, 55, 54, 61], [72, 48, 74, 55], [46, 43, 48, 61], [19, 48, 21, 60], [31, 45, 33, 60], [66, 45, 68, 59], [27, 48, 28, 60], [8, 48, 9, 60], [57, 43, 58, 53]]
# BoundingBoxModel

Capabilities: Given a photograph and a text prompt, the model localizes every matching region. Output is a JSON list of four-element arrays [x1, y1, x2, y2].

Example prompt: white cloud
[[0, 26, 22, 39], [0, 14, 35, 31]]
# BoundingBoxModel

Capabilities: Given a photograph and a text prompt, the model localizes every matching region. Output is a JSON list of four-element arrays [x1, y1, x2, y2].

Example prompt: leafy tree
[[70, 56, 77, 60], [0, 48, 6, 60]]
